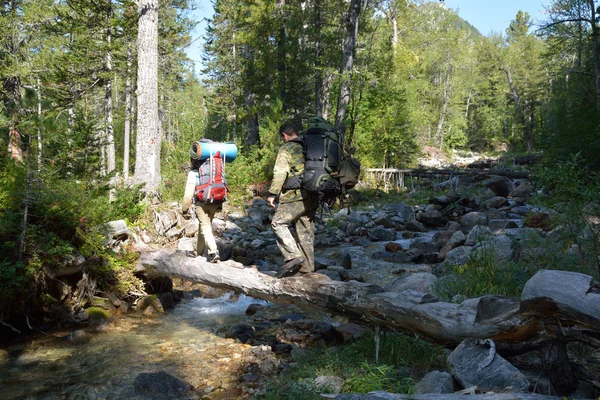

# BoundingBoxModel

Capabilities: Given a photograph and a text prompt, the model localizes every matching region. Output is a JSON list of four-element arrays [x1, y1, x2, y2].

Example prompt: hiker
[[267, 122, 319, 278], [182, 139, 229, 263]]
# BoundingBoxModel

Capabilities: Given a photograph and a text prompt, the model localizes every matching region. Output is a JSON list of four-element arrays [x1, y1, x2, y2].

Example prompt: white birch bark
[[123, 43, 132, 181]]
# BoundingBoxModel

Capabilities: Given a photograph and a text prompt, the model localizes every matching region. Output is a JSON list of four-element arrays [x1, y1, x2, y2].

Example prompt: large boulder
[[447, 339, 529, 393]]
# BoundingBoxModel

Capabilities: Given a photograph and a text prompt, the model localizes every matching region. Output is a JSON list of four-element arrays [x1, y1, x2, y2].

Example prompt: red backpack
[[194, 151, 228, 203]]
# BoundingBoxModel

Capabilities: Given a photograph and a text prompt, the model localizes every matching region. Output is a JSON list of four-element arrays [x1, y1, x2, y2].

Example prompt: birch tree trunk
[[36, 77, 42, 171], [123, 43, 132, 181], [105, 0, 116, 174], [134, 0, 161, 192], [335, 0, 361, 140], [501, 66, 534, 151]]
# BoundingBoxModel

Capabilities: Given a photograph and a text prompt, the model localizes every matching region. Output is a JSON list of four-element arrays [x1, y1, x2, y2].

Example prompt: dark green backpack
[[300, 116, 360, 202]]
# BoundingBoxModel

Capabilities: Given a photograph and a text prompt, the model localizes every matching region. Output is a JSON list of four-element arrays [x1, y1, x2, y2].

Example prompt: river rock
[[313, 375, 344, 393], [510, 181, 534, 198], [471, 236, 514, 264], [482, 196, 510, 209], [66, 329, 89, 345], [459, 211, 488, 232], [384, 272, 437, 295], [465, 225, 493, 246], [133, 370, 194, 399], [414, 370, 454, 394], [383, 202, 414, 221], [447, 339, 529, 392]]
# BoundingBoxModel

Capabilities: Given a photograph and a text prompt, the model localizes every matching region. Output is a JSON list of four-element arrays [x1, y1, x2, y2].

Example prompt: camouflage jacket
[[268, 140, 305, 203]]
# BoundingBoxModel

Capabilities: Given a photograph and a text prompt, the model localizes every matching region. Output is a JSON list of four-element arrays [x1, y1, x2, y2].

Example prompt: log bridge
[[140, 250, 600, 351]]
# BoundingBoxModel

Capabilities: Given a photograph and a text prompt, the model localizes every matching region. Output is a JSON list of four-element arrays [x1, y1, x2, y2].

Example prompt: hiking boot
[[276, 257, 305, 279], [208, 253, 220, 263]]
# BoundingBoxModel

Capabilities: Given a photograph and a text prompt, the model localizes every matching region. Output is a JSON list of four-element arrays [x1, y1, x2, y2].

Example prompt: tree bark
[[36, 77, 42, 171], [540, 340, 578, 396], [501, 66, 534, 151], [335, 0, 361, 138], [134, 0, 161, 191], [140, 252, 600, 348], [123, 42, 132, 181], [105, 0, 116, 174]]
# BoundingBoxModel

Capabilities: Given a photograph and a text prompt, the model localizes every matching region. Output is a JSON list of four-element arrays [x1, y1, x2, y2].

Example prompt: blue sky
[[186, 0, 550, 73]]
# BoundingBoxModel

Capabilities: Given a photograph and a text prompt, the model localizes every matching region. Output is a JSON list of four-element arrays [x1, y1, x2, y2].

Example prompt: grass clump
[[260, 331, 444, 399]]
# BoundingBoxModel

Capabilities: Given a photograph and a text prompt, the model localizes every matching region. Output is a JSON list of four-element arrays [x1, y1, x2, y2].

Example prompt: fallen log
[[139, 250, 600, 348], [364, 168, 530, 179]]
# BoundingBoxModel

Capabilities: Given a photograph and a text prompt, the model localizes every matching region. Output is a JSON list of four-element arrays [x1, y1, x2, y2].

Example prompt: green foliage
[[0, 155, 147, 311], [436, 247, 528, 301], [261, 331, 443, 399], [344, 362, 413, 394]]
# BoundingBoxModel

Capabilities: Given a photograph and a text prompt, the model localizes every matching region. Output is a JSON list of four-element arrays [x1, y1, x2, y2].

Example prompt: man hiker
[[182, 141, 223, 263], [267, 122, 319, 278]]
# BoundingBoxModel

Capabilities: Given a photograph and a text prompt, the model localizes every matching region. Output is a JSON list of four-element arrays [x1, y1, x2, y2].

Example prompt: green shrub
[[261, 331, 443, 399], [436, 246, 528, 301]]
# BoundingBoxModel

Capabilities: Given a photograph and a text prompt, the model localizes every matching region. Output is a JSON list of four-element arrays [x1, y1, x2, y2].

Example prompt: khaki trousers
[[194, 202, 221, 256], [271, 196, 319, 273]]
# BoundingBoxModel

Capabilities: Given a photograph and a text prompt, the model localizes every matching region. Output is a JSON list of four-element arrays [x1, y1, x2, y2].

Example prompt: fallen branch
[[1, 319, 21, 334]]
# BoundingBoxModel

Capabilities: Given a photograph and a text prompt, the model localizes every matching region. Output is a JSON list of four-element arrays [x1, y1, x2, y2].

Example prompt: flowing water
[[0, 293, 295, 400]]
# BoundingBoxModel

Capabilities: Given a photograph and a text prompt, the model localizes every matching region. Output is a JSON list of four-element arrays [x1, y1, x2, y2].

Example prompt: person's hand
[[267, 195, 276, 208]]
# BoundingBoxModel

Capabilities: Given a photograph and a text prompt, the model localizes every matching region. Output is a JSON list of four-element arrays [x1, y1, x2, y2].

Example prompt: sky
[[185, 0, 551, 74]]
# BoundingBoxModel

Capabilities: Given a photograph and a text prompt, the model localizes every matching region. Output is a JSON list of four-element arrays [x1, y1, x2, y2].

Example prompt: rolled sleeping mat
[[190, 141, 238, 162]]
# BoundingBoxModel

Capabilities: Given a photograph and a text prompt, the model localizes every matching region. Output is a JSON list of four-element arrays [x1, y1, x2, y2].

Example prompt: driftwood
[[139, 250, 600, 348], [364, 168, 530, 179]]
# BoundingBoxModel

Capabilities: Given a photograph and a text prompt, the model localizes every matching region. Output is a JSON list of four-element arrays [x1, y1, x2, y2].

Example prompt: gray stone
[[384, 272, 437, 294], [418, 209, 447, 227], [414, 370, 454, 394], [483, 196, 510, 209], [488, 219, 519, 231], [318, 269, 342, 281], [465, 225, 493, 246], [371, 227, 397, 242], [133, 371, 194, 399], [510, 181, 534, 198], [472, 236, 514, 264], [483, 177, 512, 197], [383, 202, 414, 221], [460, 212, 488, 232], [313, 375, 344, 393], [447, 339, 529, 392], [405, 219, 428, 232], [443, 246, 472, 267]]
